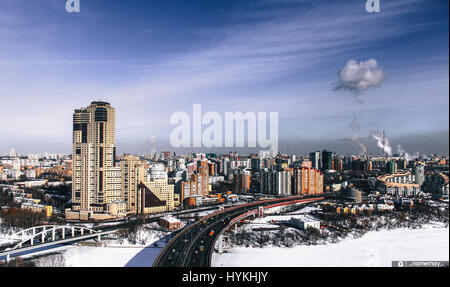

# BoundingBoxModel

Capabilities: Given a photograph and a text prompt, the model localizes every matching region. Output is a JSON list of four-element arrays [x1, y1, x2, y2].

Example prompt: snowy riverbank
[[212, 226, 449, 267]]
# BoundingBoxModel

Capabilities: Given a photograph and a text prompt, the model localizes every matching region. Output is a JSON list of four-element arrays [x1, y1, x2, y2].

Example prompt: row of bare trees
[[0, 208, 47, 229]]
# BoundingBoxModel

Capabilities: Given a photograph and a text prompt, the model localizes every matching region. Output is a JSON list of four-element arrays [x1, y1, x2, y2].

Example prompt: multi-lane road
[[153, 195, 324, 267]]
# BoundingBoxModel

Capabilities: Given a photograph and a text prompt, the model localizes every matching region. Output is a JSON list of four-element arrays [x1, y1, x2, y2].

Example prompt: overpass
[[0, 225, 117, 263], [153, 195, 324, 267]]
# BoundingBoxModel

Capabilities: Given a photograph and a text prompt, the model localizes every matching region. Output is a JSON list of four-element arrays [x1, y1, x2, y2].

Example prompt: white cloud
[[334, 59, 385, 101]]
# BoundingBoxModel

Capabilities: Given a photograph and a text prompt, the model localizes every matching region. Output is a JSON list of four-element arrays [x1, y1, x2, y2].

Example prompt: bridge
[[153, 195, 324, 267], [0, 225, 117, 263]]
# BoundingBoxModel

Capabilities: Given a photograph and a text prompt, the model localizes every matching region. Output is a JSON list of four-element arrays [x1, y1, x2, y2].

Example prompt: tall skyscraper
[[309, 151, 321, 170], [71, 101, 120, 213], [321, 150, 333, 171]]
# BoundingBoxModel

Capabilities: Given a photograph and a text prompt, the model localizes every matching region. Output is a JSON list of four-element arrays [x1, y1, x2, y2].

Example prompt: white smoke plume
[[334, 59, 385, 103], [342, 134, 367, 154], [349, 115, 360, 132], [370, 129, 392, 156], [397, 144, 419, 161]]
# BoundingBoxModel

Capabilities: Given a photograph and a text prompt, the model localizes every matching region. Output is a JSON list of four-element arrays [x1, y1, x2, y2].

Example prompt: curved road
[[153, 196, 323, 267]]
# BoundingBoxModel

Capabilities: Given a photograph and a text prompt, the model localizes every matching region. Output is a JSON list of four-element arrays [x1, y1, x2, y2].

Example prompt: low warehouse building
[[291, 215, 320, 230], [159, 216, 182, 230]]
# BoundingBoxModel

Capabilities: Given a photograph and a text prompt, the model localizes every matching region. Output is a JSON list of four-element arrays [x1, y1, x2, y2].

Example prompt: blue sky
[[0, 0, 448, 155]]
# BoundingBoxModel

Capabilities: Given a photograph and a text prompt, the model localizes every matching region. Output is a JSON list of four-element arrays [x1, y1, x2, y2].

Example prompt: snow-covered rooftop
[[161, 216, 181, 223]]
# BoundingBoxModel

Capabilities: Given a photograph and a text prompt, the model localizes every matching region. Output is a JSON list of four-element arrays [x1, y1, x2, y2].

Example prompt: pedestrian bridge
[[0, 224, 116, 263]]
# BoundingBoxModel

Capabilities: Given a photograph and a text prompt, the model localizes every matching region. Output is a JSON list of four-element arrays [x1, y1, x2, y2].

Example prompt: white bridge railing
[[8, 225, 100, 250]]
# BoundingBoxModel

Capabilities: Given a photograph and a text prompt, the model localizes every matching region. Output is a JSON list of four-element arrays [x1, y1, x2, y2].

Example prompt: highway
[[153, 195, 323, 267]]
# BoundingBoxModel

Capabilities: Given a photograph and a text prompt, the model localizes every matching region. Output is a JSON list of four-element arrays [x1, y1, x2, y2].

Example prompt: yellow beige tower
[[120, 155, 177, 215], [121, 155, 147, 213], [72, 101, 120, 213]]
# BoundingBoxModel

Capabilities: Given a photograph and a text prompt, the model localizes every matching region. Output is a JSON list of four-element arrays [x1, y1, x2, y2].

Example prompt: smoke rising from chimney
[[342, 134, 367, 154], [370, 129, 392, 155], [397, 144, 419, 161]]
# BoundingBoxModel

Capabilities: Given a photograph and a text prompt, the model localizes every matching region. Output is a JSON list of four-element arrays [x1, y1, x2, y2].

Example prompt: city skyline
[[0, 0, 448, 155]]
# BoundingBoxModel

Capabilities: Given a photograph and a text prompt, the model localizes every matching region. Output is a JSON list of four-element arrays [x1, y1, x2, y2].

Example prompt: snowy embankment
[[0, 226, 27, 246], [16, 223, 173, 267], [212, 226, 449, 267]]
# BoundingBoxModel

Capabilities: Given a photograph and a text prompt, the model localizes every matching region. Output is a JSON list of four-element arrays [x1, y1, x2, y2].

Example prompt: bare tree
[[2, 257, 36, 267], [35, 254, 66, 267]]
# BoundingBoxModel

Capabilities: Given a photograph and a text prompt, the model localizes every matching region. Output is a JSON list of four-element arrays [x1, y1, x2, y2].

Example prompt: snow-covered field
[[212, 226, 449, 267], [20, 239, 166, 267], [36, 245, 149, 267]]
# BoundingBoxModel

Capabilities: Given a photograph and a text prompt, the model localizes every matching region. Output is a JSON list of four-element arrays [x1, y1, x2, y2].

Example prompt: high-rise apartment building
[[333, 157, 344, 171], [414, 162, 425, 186], [387, 161, 398, 174], [233, 169, 251, 193], [71, 101, 120, 213], [121, 155, 147, 213], [260, 169, 292, 195], [181, 163, 209, 205], [293, 167, 323, 195]]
